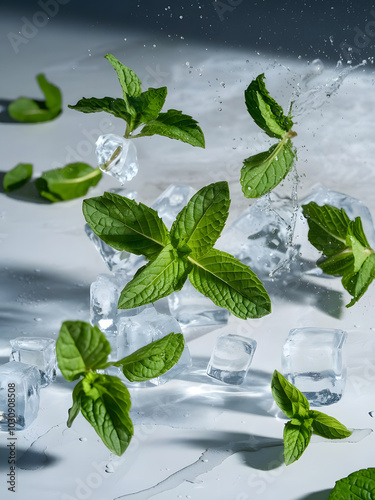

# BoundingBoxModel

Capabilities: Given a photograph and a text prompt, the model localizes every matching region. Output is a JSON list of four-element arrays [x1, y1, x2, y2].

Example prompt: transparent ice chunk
[[9, 337, 56, 387], [116, 307, 191, 385], [282, 327, 347, 406], [168, 280, 229, 328], [151, 184, 196, 229], [207, 334, 257, 385], [96, 134, 138, 184], [0, 361, 40, 431]]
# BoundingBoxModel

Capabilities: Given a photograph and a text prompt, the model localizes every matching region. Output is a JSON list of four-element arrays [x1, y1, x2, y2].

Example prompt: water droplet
[[105, 463, 115, 473], [369, 411, 375, 417], [311, 58, 324, 74], [79, 437, 87, 442], [220, 81, 225, 88], [34, 317, 42, 322]]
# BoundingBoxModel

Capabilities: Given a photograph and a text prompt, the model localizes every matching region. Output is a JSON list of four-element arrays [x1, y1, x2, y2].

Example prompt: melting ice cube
[[96, 134, 138, 184]]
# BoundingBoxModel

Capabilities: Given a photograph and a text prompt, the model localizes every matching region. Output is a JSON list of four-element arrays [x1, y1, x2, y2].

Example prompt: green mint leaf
[[35, 163, 102, 202], [56, 321, 111, 381], [188, 248, 271, 319], [137, 109, 205, 148], [328, 468, 375, 500], [318, 251, 355, 277], [347, 219, 372, 273], [301, 203, 350, 257], [118, 243, 190, 308], [128, 87, 168, 132], [83, 192, 170, 260], [114, 333, 184, 382], [170, 181, 230, 257], [105, 53, 142, 99], [8, 73, 62, 123], [309, 410, 352, 439], [245, 74, 293, 139], [241, 139, 296, 198], [68, 97, 132, 123], [67, 380, 83, 427], [283, 419, 313, 465], [342, 253, 375, 307], [271, 370, 310, 419], [80, 372, 133, 456], [3, 163, 33, 192]]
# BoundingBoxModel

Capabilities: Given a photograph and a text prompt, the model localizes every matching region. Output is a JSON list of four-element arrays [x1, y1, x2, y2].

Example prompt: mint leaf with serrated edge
[[118, 244, 191, 309], [3, 163, 33, 192], [69, 54, 205, 147], [83, 192, 170, 261], [135, 109, 205, 148], [35, 163, 102, 202], [302, 202, 375, 307], [283, 419, 313, 466], [112, 333, 185, 382], [56, 321, 111, 381], [170, 181, 230, 256], [309, 410, 352, 439], [67, 381, 83, 427], [245, 73, 293, 139], [8, 73, 62, 123], [80, 372, 133, 456], [328, 468, 375, 500], [271, 369, 310, 419], [241, 138, 296, 198], [188, 249, 271, 319], [271, 371, 353, 465]]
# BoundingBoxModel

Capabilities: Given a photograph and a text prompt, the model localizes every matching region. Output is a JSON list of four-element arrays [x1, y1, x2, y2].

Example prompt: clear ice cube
[[9, 337, 56, 387], [96, 134, 138, 184], [0, 361, 40, 431], [206, 334, 257, 385], [282, 327, 347, 406], [116, 307, 191, 385], [151, 184, 196, 229], [168, 280, 229, 328]]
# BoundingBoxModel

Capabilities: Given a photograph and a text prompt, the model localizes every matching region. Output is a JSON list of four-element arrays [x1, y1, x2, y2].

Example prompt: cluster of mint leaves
[[240, 74, 297, 198], [8, 73, 62, 123], [83, 181, 271, 319], [68, 54, 205, 148], [302, 202, 375, 307], [56, 320, 184, 455], [271, 371, 352, 465], [3, 162, 101, 202]]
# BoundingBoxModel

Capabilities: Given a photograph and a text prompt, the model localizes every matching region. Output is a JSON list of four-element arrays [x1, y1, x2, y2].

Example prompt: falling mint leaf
[[283, 419, 313, 465], [35, 163, 101, 202], [271, 370, 310, 419], [8, 73, 62, 123], [328, 468, 375, 500], [171, 181, 230, 257], [188, 248, 271, 320], [3, 163, 33, 192], [241, 138, 296, 198], [137, 109, 205, 148], [56, 321, 111, 381], [118, 244, 191, 309], [114, 333, 185, 382], [309, 411, 352, 439], [245, 74, 293, 139], [83, 192, 170, 260], [80, 372, 133, 456]]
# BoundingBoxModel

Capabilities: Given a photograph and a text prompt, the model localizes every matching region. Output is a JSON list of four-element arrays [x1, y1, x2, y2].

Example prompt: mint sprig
[[302, 202, 375, 307], [68, 54, 205, 148], [241, 74, 297, 198], [83, 181, 271, 320], [56, 320, 184, 455], [8, 73, 62, 123], [271, 370, 352, 465], [328, 468, 375, 499]]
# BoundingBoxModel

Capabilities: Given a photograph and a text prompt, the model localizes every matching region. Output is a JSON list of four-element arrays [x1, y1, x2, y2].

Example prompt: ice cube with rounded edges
[[282, 327, 347, 406], [207, 334, 257, 385], [9, 337, 56, 387], [96, 134, 138, 184], [0, 361, 40, 431]]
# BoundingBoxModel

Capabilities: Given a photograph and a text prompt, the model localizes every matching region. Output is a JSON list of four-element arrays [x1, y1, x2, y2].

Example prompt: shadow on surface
[[298, 490, 331, 500], [0, 174, 48, 204], [0, 446, 60, 470], [0, 99, 16, 123]]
